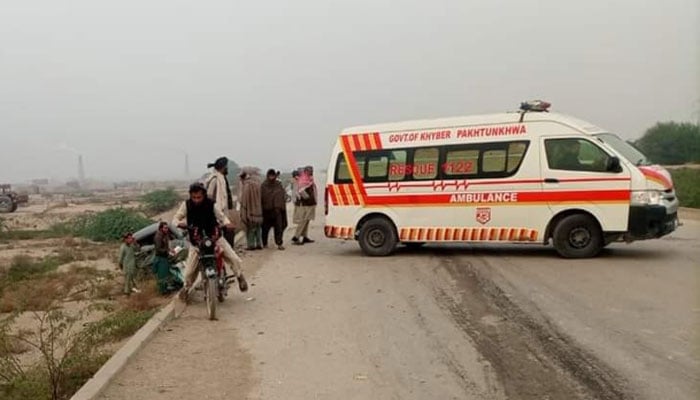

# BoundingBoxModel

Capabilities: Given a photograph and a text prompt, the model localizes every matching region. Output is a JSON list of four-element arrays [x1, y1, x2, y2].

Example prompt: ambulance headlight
[[630, 190, 662, 206]]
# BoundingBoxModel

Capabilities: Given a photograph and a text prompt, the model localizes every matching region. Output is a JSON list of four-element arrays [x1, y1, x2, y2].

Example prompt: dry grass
[[0, 263, 118, 313], [119, 279, 167, 311], [0, 335, 31, 357]]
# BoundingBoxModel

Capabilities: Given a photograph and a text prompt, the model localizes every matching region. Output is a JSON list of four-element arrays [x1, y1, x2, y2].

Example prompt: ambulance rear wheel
[[552, 214, 603, 258], [359, 217, 397, 257]]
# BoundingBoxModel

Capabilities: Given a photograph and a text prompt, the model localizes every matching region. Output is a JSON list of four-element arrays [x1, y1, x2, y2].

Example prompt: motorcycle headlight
[[204, 239, 213, 247], [630, 190, 662, 206]]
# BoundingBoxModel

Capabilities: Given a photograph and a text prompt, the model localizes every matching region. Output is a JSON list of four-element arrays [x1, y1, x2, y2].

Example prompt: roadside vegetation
[[0, 203, 166, 399], [0, 250, 164, 400], [1, 208, 152, 243], [140, 188, 181, 216], [632, 121, 699, 209], [633, 122, 700, 165], [670, 168, 700, 209]]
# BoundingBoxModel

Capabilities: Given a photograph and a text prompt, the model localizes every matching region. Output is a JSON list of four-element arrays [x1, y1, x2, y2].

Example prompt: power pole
[[184, 153, 190, 178]]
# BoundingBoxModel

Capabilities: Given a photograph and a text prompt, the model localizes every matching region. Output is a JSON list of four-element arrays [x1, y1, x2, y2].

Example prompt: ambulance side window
[[482, 149, 507, 172], [335, 154, 367, 183], [444, 149, 479, 176], [441, 141, 529, 179], [335, 156, 352, 183], [507, 142, 528, 172], [367, 156, 389, 180], [412, 148, 440, 180], [545, 139, 611, 172], [388, 150, 408, 181]]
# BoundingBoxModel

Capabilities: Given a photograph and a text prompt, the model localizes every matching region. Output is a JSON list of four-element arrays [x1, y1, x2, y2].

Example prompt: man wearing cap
[[260, 169, 288, 250], [205, 156, 237, 246]]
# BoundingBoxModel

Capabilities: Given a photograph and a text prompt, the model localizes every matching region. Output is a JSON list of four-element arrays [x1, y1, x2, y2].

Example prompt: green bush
[[671, 168, 700, 208], [53, 208, 151, 242], [634, 122, 700, 165], [141, 189, 180, 215]]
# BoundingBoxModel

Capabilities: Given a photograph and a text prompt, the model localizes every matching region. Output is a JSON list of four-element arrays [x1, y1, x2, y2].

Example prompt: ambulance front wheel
[[359, 217, 398, 257], [552, 214, 603, 258]]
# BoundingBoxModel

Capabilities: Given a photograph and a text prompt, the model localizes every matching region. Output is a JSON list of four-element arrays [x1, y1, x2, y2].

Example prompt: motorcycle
[[186, 226, 230, 320]]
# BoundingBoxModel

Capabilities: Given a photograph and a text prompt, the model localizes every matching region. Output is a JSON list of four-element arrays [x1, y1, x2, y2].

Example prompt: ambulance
[[323, 101, 680, 258]]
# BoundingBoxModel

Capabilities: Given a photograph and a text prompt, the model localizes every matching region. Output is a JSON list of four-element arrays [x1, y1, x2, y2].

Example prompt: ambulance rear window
[[336, 157, 352, 182]]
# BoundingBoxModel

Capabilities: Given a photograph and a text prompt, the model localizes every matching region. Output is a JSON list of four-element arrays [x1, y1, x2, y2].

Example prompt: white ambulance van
[[323, 101, 680, 258]]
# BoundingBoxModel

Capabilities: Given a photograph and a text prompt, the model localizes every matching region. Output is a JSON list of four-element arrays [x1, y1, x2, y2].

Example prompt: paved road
[[100, 212, 699, 400]]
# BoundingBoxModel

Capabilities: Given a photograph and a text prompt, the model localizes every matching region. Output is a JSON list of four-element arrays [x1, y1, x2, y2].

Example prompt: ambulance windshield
[[594, 133, 651, 166]]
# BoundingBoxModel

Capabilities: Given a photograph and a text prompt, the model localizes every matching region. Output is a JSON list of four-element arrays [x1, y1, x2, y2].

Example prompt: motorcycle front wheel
[[205, 277, 217, 320]]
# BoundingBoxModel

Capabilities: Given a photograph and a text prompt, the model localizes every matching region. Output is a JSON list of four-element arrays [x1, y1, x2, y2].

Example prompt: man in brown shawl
[[261, 169, 288, 250], [239, 171, 264, 250]]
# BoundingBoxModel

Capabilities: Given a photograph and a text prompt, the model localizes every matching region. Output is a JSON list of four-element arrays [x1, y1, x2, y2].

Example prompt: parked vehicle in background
[[0, 184, 29, 213], [324, 100, 680, 258], [132, 222, 188, 284]]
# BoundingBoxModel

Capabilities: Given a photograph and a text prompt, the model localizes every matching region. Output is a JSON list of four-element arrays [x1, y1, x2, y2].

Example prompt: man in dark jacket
[[153, 222, 181, 295], [173, 182, 248, 301], [261, 169, 288, 250]]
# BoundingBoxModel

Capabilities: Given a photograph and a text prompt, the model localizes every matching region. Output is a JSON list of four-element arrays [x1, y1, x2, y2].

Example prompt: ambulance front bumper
[[627, 205, 679, 240]]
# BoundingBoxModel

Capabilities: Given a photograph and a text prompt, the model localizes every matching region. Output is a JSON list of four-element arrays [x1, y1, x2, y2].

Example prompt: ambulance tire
[[359, 217, 397, 257], [552, 214, 603, 258]]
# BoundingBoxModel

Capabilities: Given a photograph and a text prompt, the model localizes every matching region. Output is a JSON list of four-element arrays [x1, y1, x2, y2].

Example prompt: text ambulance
[[324, 101, 679, 258]]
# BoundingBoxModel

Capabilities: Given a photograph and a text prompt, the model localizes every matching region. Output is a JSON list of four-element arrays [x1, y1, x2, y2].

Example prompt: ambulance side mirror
[[606, 156, 622, 173]]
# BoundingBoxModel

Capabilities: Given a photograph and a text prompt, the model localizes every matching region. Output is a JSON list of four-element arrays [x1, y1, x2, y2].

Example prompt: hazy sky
[[1, 0, 698, 182]]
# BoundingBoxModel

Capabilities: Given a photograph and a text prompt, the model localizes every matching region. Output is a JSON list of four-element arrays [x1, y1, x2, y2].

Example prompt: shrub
[[671, 168, 700, 208], [53, 208, 151, 242], [0, 308, 108, 400], [141, 189, 180, 215]]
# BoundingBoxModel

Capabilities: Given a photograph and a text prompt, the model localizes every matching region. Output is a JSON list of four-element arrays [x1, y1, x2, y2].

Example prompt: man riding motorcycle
[[173, 182, 249, 301]]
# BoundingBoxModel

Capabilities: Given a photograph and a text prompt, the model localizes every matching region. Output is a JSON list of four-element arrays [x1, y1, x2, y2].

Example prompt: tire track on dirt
[[433, 255, 633, 400]]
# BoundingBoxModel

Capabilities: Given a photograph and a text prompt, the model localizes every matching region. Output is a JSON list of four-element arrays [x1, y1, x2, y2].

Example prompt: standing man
[[239, 171, 264, 250], [118, 232, 140, 295], [261, 169, 288, 250], [205, 156, 237, 246], [173, 183, 248, 300], [292, 166, 317, 245]]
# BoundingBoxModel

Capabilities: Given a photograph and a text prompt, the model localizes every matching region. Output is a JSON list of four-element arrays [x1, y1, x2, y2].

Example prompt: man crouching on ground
[[173, 182, 249, 301]]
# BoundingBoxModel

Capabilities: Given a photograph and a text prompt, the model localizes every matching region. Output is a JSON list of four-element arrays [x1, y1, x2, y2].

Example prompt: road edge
[[70, 231, 246, 400], [679, 207, 700, 221], [70, 300, 175, 400]]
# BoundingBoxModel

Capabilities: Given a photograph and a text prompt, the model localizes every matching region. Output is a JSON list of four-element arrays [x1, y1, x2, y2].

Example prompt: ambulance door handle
[[544, 178, 559, 184]]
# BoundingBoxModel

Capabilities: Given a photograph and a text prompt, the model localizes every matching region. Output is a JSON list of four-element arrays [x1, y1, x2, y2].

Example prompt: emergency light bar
[[519, 100, 551, 122], [520, 100, 551, 112]]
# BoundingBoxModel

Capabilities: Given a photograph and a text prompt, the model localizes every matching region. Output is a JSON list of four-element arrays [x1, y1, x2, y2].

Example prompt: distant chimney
[[78, 155, 85, 182]]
